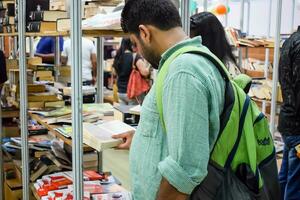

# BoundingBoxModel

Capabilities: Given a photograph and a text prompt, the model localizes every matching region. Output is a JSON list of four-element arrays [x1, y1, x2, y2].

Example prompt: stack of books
[[49, 0, 66, 11], [32, 171, 132, 200], [27, 9, 67, 33], [83, 151, 99, 171], [9, 83, 64, 109], [29, 63, 56, 82], [241, 58, 273, 78]]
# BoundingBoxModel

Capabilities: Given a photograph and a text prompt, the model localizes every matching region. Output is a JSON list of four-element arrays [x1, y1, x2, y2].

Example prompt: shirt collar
[[158, 36, 203, 69]]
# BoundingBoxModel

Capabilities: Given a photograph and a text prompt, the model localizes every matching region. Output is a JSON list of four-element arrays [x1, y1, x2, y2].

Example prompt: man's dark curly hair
[[121, 0, 182, 35]]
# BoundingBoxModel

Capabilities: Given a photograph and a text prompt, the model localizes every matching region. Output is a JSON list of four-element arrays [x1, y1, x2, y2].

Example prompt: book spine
[[27, 22, 41, 32], [36, 66, 54, 71], [7, 3, 15, 17]]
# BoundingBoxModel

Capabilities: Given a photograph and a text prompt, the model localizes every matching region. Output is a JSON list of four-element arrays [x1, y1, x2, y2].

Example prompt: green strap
[[156, 46, 231, 133]]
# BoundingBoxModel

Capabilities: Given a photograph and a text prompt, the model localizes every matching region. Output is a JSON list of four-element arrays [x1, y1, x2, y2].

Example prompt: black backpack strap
[[189, 51, 235, 154], [224, 95, 251, 168]]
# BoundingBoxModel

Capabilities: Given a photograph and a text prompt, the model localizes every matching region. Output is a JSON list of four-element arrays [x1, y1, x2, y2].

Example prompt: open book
[[83, 120, 135, 151]]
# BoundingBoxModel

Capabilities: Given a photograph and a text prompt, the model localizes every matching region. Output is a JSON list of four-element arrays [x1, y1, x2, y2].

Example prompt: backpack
[[156, 45, 280, 200]]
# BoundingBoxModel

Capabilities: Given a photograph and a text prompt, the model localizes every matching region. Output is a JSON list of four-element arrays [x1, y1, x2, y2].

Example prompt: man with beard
[[112, 0, 225, 199]]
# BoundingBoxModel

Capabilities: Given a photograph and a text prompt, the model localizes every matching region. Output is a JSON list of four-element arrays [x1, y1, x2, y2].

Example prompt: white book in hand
[[83, 120, 135, 151]]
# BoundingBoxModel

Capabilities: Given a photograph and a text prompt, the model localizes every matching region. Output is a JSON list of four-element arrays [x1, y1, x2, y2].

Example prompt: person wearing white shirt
[[61, 37, 97, 85]]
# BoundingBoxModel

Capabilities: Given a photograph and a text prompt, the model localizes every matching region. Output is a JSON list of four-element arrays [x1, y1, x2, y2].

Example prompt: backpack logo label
[[257, 137, 271, 146]]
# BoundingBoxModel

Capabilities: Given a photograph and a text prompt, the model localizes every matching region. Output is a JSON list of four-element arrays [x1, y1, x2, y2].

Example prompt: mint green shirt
[[129, 37, 225, 200]]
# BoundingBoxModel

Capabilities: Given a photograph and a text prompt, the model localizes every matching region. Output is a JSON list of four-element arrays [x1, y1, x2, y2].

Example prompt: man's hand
[[112, 132, 134, 150]]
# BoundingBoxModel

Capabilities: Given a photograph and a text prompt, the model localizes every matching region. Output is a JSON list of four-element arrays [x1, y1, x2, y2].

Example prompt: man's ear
[[138, 25, 151, 44]]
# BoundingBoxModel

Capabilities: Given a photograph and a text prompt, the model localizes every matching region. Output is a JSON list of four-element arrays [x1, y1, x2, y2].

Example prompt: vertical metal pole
[[13, 36, 18, 58], [262, 0, 273, 113], [8, 37, 12, 57], [270, 0, 283, 135], [291, 0, 296, 33], [181, 0, 190, 35], [225, 0, 229, 27], [238, 0, 246, 68], [98, 152, 103, 172], [55, 36, 61, 81], [264, 0, 272, 78], [246, 0, 251, 35], [70, 0, 83, 199], [0, 36, 4, 51], [96, 37, 104, 103], [29, 36, 34, 58], [0, 91, 3, 200], [240, 0, 245, 32], [203, 0, 208, 11], [18, 0, 29, 199]]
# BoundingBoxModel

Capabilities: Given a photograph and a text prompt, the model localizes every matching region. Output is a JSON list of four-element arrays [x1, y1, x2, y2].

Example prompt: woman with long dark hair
[[113, 38, 149, 105], [190, 12, 240, 77]]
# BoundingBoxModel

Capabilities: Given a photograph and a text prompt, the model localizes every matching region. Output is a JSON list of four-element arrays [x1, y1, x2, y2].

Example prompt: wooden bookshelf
[[0, 33, 18, 37], [29, 113, 94, 152], [82, 29, 127, 37], [241, 46, 274, 62]]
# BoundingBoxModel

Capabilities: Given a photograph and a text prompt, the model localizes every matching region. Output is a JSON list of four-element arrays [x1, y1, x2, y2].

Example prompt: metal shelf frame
[[270, 0, 283, 135], [0, 0, 289, 199]]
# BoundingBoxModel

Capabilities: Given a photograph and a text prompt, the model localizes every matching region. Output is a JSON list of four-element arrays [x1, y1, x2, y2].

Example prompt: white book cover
[[83, 120, 135, 151]]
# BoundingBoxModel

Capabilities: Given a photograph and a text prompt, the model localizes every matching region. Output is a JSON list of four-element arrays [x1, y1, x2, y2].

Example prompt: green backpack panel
[[156, 46, 280, 200]]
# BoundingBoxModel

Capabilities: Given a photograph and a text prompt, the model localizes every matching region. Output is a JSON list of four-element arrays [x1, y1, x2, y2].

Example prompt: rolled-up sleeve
[[158, 71, 210, 194]]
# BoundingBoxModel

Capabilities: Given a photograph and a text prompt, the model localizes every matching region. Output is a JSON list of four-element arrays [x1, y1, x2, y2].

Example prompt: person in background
[[190, 12, 240, 77], [35, 36, 64, 64], [278, 26, 300, 200], [112, 38, 149, 105], [61, 37, 97, 86]]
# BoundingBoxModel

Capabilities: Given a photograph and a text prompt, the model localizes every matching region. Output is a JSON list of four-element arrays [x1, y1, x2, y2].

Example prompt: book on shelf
[[56, 18, 70, 32], [82, 120, 135, 151], [36, 76, 55, 82], [82, 103, 114, 116], [29, 107, 72, 117], [44, 100, 65, 108], [10, 84, 46, 93], [45, 151, 72, 170], [63, 85, 96, 96], [33, 170, 115, 198], [29, 101, 45, 110], [50, 0, 66, 11], [27, 21, 57, 33], [83, 151, 98, 162], [30, 161, 49, 182], [6, 3, 15, 17], [29, 10, 67, 22], [35, 70, 53, 78], [51, 142, 71, 165], [27, 92, 59, 102], [129, 105, 141, 115]]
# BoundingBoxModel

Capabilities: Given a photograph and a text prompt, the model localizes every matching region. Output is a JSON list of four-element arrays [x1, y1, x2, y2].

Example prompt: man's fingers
[[112, 133, 126, 139]]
